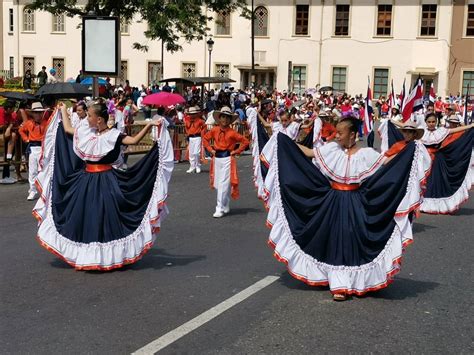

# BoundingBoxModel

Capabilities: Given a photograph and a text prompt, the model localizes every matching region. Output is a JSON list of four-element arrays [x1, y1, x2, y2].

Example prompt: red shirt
[[184, 115, 206, 136], [203, 126, 249, 155], [0, 108, 18, 126], [434, 100, 444, 113], [341, 104, 352, 113]]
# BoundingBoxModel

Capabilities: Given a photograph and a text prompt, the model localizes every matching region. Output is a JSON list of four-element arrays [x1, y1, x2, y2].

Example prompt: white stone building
[[2, 0, 474, 98]]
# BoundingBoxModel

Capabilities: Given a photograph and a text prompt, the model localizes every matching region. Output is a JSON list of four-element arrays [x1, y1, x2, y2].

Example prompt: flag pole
[[464, 83, 470, 125]]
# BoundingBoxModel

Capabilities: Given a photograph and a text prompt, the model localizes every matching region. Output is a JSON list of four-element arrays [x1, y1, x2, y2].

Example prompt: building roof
[[159, 77, 235, 85]]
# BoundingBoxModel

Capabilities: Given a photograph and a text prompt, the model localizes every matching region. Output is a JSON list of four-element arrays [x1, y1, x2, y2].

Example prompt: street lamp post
[[251, 0, 255, 90], [207, 37, 214, 91]]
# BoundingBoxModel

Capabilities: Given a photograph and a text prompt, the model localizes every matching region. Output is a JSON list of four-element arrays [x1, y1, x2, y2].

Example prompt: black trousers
[[367, 130, 375, 148]]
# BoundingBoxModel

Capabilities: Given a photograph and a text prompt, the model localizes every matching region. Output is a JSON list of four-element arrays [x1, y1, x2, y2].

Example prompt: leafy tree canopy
[[27, 0, 250, 52]]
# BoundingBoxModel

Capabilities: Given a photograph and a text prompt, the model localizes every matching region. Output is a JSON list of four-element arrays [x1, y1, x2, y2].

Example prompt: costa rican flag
[[402, 76, 424, 122], [388, 79, 395, 112], [429, 82, 436, 105], [463, 84, 471, 125], [398, 78, 406, 110], [364, 79, 374, 134]]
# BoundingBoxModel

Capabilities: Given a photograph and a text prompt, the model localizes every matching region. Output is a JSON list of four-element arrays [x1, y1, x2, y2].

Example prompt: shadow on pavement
[[412, 222, 437, 233], [278, 272, 439, 301], [49, 247, 206, 272], [453, 207, 474, 216], [228, 207, 261, 216], [278, 272, 330, 292], [366, 277, 439, 300]]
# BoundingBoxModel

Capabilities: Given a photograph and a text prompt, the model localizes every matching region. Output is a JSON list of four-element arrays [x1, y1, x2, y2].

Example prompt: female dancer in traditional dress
[[70, 101, 88, 128], [251, 104, 311, 201], [246, 103, 270, 200], [258, 109, 303, 140], [33, 102, 174, 270], [263, 116, 431, 301], [390, 113, 473, 214]]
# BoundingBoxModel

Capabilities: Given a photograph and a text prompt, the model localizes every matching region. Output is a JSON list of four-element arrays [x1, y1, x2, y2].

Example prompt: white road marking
[[132, 275, 280, 354]]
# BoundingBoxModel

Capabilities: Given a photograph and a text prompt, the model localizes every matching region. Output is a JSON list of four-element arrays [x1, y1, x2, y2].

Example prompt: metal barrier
[[0, 70, 13, 80], [124, 121, 250, 155], [0, 127, 27, 176], [173, 124, 188, 152], [124, 122, 155, 155]]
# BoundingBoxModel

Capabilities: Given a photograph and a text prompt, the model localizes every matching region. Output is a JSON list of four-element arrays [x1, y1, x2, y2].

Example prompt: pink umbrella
[[142, 92, 186, 107]]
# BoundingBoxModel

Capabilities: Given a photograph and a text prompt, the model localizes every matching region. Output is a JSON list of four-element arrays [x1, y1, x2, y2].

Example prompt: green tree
[[27, 0, 250, 52]]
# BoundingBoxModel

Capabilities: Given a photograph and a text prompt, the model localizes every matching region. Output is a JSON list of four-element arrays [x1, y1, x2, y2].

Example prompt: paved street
[[1, 150, 473, 354]]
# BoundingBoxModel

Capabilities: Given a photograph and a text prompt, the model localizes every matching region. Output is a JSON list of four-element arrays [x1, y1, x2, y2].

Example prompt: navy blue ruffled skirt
[[385, 123, 473, 214], [265, 133, 422, 294], [35, 123, 170, 270]]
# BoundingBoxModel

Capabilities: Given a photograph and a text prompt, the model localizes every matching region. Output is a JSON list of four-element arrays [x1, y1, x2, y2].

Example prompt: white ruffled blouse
[[313, 142, 384, 184], [73, 119, 121, 162], [421, 127, 449, 145]]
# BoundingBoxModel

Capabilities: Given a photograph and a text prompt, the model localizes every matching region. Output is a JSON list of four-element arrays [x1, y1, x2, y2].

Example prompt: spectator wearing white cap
[[184, 106, 206, 173], [137, 92, 151, 119]]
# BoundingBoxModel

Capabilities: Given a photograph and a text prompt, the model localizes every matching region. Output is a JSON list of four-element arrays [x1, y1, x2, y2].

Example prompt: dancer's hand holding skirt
[[33, 110, 174, 270], [264, 133, 431, 295]]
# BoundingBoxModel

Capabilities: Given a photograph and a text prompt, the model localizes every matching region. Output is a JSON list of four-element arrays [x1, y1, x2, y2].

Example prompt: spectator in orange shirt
[[184, 105, 206, 173], [203, 106, 249, 218], [320, 115, 337, 142], [19, 102, 49, 200]]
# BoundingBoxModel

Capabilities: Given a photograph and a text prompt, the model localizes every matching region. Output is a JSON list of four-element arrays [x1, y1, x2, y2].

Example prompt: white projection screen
[[82, 16, 119, 76]]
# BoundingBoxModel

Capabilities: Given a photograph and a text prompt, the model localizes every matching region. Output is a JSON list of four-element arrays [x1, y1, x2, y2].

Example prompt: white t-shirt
[[137, 96, 144, 109]]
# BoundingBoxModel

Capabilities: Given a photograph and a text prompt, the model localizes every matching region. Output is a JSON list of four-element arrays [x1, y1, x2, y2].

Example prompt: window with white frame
[[52, 14, 65, 32], [9, 9, 14, 32], [23, 8, 35, 32], [292, 66, 307, 94], [52, 58, 65, 81], [120, 19, 129, 35], [462, 71, 474, 95], [254, 6, 268, 37], [466, 4, 474, 36], [23, 57, 35, 76], [182, 63, 196, 78], [420, 4, 437, 36], [215, 11, 231, 36], [376, 4, 392, 36], [215, 64, 230, 78], [9, 57, 14, 77], [373, 68, 389, 98], [120, 61, 128, 83], [148, 62, 162, 86], [295, 5, 309, 35], [335, 5, 350, 36], [332, 67, 347, 92]]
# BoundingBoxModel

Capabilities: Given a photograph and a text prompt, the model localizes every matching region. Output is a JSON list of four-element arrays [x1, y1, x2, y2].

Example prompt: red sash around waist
[[330, 182, 360, 191], [85, 164, 113, 173]]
